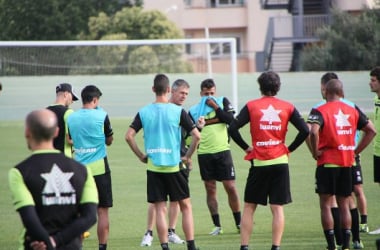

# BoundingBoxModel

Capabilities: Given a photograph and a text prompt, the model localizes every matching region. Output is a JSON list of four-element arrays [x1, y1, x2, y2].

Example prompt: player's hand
[[140, 155, 148, 164], [206, 98, 219, 110], [312, 150, 322, 160], [197, 116, 205, 129], [181, 156, 191, 167], [244, 146, 253, 154], [186, 158, 193, 171], [30, 241, 47, 250]]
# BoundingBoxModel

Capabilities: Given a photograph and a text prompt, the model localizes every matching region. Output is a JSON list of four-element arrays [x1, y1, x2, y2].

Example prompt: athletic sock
[[341, 229, 351, 249], [351, 208, 360, 242], [146, 229, 153, 236], [360, 214, 368, 224], [324, 229, 335, 250], [233, 211, 241, 226], [161, 243, 170, 250], [331, 207, 342, 246], [211, 214, 221, 227], [168, 228, 175, 234], [186, 240, 197, 250], [99, 244, 107, 250]]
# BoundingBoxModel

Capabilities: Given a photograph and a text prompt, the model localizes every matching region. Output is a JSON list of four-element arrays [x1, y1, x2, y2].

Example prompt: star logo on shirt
[[334, 109, 351, 129], [260, 105, 282, 124], [41, 164, 74, 197]]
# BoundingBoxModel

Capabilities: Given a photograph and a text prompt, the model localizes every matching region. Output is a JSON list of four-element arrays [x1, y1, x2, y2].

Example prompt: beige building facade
[[144, 0, 287, 73], [144, 0, 377, 73]]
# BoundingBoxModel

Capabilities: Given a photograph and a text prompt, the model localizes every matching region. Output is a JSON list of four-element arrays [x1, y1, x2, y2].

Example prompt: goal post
[[0, 38, 238, 111]]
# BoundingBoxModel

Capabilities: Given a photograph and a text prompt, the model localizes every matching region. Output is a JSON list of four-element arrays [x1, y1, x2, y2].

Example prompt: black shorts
[[198, 150, 236, 181], [179, 161, 190, 181], [147, 170, 189, 203], [374, 155, 380, 183], [315, 166, 352, 197], [352, 155, 363, 185], [94, 170, 113, 208], [244, 163, 291, 206]]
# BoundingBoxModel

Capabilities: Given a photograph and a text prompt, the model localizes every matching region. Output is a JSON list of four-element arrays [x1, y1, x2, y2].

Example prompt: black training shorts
[[244, 163, 291, 206], [198, 150, 236, 181]]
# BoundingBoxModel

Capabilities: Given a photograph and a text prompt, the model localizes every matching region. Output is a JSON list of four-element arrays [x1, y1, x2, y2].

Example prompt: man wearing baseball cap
[[56, 83, 79, 101], [47, 83, 79, 157]]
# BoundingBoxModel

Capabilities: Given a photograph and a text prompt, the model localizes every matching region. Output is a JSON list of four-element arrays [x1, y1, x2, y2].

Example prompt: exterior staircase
[[259, 0, 330, 71], [268, 41, 293, 72]]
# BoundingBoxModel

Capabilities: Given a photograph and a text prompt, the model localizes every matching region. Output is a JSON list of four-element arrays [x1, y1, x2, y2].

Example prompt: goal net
[[0, 38, 238, 110]]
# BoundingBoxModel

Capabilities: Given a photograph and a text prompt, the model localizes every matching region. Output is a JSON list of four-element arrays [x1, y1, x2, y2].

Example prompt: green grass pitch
[[0, 72, 379, 249]]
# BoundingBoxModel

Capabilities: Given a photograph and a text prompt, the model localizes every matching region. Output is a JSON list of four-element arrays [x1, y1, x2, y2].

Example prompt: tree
[[301, 9, 380, 71], [0, 1, 193, 75], [0, 0, 144, 75], [128, 46, 159, 74], [69, 33, 129, 75], [81, 6, 193, 74], [84, 7, 183, 40], [0, 0, 138, 40]]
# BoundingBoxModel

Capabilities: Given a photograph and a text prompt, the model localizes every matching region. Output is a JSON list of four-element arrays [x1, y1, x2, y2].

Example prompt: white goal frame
[[0, 38, 239, 111]]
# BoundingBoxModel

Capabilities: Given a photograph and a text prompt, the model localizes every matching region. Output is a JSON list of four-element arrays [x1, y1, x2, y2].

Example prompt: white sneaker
[[168, 232, 185, 244], [369, 227, 380, 235], [209, 226, 223, 235], [140, 233, 153, 246]]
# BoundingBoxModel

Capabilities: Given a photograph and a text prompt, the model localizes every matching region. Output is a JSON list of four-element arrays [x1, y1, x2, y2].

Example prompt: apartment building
[[144, 0, 377, 73]]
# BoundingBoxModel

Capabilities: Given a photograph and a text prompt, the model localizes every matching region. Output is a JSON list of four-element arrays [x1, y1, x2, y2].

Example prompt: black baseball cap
[[56, 83, 79, 101]]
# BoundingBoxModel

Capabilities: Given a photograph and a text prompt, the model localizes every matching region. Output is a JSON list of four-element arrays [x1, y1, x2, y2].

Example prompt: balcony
[[261, 0, 379, 14], [259, 0, 378, 71], [260, 0, 290, 9], [260, 14, 330, 71], [184, 0, 245, 8]]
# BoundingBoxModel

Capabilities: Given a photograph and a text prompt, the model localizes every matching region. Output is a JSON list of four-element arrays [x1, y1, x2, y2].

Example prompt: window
[[183, 0, 192, 7], [185, 43, 192, 54], [184, 35, 241, 58], [210, 37, 241, 57], [209, 0, 244, 7]]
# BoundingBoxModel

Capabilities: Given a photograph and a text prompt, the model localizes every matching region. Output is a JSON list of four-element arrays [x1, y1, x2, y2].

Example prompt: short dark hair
[[257, 71, 281, 96], [200, 78, 216, 90], [153, 74, 170, 95], [370, 66, 380, 81], [321, 72, 338, 85], [81, 85, 102, 104]]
